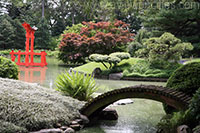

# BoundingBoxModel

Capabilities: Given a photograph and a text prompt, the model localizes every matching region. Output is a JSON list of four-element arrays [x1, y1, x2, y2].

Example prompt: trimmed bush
[[0, 78, 83, 132], [89, 52, 130, 69], [55, 71, 98, 101], [166, 62, 200, 96], [107, 56, 121, 65], [109, 52, 130, 60], [0, 120, 28, 133], [0, 56, 18, 79], [137, 32, 193, 63], [89, 54, 109, 62]]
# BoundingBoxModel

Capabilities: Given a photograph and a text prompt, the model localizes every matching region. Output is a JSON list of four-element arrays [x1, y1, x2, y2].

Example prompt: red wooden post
[[30, 31, 35, 65], [10, 50, 15, 61], [17, 50, 21, 64]]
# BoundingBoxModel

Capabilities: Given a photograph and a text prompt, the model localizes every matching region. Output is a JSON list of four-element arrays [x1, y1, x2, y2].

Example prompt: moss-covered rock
[[166, 62, 200, 96], [0, 56, 19, 79], [0, 78, 84, 132]]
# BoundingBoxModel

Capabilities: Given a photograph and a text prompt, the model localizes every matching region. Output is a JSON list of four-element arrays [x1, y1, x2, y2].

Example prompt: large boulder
[[0, 78, 85, 132]]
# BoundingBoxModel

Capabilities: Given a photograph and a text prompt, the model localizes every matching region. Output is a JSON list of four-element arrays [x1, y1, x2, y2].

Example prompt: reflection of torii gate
[[19, 66, 47, 84], [10, 22, 47, 67]]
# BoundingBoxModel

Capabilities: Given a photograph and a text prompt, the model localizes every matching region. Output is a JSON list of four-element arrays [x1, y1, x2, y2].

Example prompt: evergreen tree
[[51, 18, 65, 37], [0, 16, 15, 49], [9, 18, 26, 49], [34, 18, 51, 49], [141, 2, 200, 56]]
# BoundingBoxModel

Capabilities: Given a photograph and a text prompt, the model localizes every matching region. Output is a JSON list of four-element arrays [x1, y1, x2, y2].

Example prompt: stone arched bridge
[[80, 85, 192, 119]]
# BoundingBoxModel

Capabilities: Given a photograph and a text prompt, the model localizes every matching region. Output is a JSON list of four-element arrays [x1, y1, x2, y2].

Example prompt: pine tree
[[9, 18, 26, 49], [0, 17, 15, 49], [34, 18, 51, 49]]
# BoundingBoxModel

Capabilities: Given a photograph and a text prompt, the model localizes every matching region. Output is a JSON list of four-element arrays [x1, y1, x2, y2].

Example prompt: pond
[[18, 57, 166, 133]]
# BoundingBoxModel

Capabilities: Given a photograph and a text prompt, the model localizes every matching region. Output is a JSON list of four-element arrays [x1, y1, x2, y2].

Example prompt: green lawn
[[73, 58, 141, 74], [185, 58, 200, 64]]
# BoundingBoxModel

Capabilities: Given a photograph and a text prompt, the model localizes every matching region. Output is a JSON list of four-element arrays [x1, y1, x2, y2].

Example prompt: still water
[[18, 57, 166, 133]]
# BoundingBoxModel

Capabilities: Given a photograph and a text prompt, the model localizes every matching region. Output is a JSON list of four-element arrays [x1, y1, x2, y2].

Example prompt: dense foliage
[[136, 32, 193, 64], [167, 62, 200, 96], [58, 20, 134, 63], [56, 71, 98, 101], [127, 29, 151, 57], [189, 88, 200, 123], [0, 56, 18, 79], [123, 60, 181, 78], [142, 1, 200, 56], [34, 18, 53, 50]]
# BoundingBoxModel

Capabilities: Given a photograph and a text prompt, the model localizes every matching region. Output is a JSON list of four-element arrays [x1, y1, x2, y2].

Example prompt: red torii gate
[[10, 22, 47, 67]]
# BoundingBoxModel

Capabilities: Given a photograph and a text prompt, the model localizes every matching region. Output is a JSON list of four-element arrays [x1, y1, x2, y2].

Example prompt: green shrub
[[189, 87, 200, 122], [127, 41, 143, 57], [109, 52, 130, 60], [0, 120, 28, 133], [0, 49, 11, 56], [55, 71, 98, 101], [166, 62, 200, 96], [0, 78, 83, 131], [0, 56, 18, 79], [89, 52, 130, 69], [138, 32, 193, 63], [89, 54, 109, 62], [107, 56, 121, 65], [128, 60, 150, 74], [123, 59, 179, 78]]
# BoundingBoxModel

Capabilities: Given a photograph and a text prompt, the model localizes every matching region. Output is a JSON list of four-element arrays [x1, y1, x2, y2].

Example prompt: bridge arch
[[80, 85, 191, 118]]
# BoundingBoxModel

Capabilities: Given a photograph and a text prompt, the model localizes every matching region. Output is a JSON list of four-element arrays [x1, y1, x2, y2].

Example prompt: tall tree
[[0, 16, 15, 49], [34, 18, 51, 49]]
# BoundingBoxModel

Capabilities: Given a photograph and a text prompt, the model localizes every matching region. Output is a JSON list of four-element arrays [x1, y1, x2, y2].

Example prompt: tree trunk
[[42, 0, 45, 18], [72, 6, 75, 24]]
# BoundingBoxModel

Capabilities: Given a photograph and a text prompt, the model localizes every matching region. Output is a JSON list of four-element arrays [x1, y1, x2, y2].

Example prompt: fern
[[55, 71, 98, 101]]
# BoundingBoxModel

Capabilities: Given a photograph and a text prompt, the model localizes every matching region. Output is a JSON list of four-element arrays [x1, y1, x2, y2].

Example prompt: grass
[[73, 58, 141, 74], [185, 58, 200, 64], [0, 49, 58, 57]]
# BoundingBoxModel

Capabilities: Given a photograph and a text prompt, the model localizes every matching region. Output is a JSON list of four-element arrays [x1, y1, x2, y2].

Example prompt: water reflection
[[19, 66, 48, 84]]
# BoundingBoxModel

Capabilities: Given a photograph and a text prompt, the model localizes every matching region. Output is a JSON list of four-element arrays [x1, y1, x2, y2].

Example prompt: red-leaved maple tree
[[58, 20, 134, 63]]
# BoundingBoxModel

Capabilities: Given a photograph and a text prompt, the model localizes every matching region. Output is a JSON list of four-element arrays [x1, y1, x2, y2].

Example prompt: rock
[[177, 125, 192, 133], [64, 128, 75, 133], [109, 72, 123, 80], [92, 67, 102, 77], [60, 126, 68, 131], [99, 108, 118, 120], [80, 114, 89, 124], [70, 121, 78, 125], [70, 124, 81, 131], [113, 99, 134, 106], [54, 123, 62, 128], [33, 128, 63, 133]]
